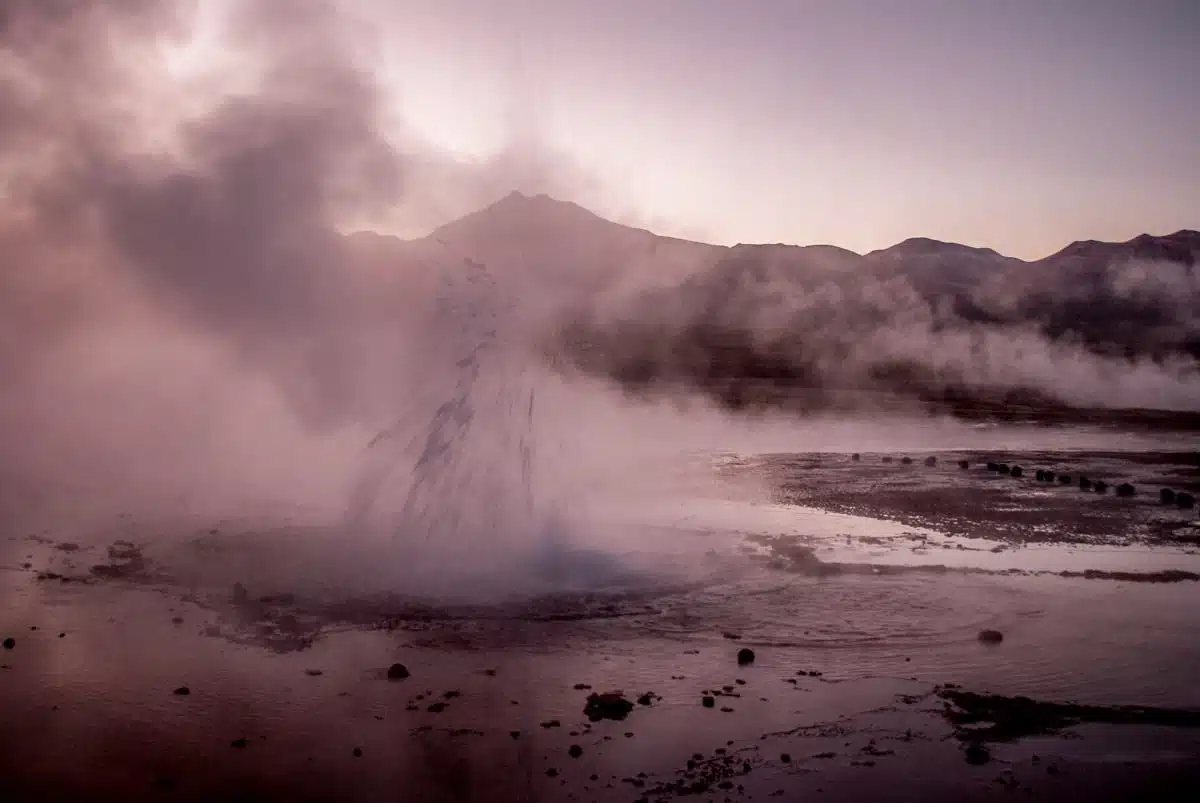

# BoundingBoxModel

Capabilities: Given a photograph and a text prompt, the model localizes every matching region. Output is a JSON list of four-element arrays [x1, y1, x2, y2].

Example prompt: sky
[[347, 0, 1199, 259]]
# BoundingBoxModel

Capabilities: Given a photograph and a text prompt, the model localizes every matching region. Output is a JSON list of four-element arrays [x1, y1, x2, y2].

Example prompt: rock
[[901, 457, 913, 465], [1116, 483, 1135, 498], [171, 616, 184, 625], [977, 629, 1004, 644], [232, 582, 248, 604], [510, 730, 520, 740], [304, 669, 323, 677], [780, 753, 792, 763], [583, 692, 635, 722], [1058, 474, 1071, 484], [851, 453, 861, 462], [1177, 492, 1195, 509], [426, 702, 447, 713], [997, 464, 1011, 475], [636, 692, 659, 706], [702, 695, 716, 708], [958, 460, 970, 470], [1010, 466, 1023, 478], [573, 683, 592, 690], [540, 720, 561, 729], [736, 647, 756, 665], [568, 745, 583, 759], [924, 456, 937, 467], [965, 743, 991, 765], [987, 462, 999, 472], [883, 456, 893, 464], [230, 738, 249, 749], [173, 686, 190, 696], [2, 637, 13, 650], [386, 663, 410, 680], [1079, 477, 1092, 491], [1094, 480, 1108, 494], [1043, 470, 1056, 483], [353, 747, 363, 758], [545, 768, 558, 778], [1160, 488, 1177, 505]]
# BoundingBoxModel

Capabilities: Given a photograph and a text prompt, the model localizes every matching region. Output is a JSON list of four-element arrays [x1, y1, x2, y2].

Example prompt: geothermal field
[[2, 2, 1200, 802]]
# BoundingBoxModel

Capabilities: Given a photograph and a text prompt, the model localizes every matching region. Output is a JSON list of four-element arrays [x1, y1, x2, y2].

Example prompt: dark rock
[[958, 460, 970, 470], [509, 730, 520, 740], [1058, 474, 1071, 485], [426, 702, 447, 713], [702, 695, 716, 708], [573, 683, 592, 690], [352, 747, 362, 757], [304, 669, 323, 677], [1177, 492, 1195, 509], [1116, 483, 1136, 498], [997, 464, 1011, 475], [1094, 480, 1108, 494], [545, 768, 558, 778], [636, 692, 659, 706], [901, 457, 913, 465], [1043, 470, 1056, 483], [883, 456, 893, 464], [1079, 477, 1092, 491], [2, 638, 13, 650], [780, 753, 792, 763], [386, 663, 410, 680], [1010, 466, 1023, 478], [540, 720, 561, 729], [171, 616, 184, 625], [987, 462, 999, 472], [965, 743, 991, 765], [736, 647, 756, 665], [977, 629, 1004, 644], [851, 453, 860, 462], [173, 686, 190, 696], [230, 738, 249, 749], [1160, 488, 1177, 505], [924, 456, 937, 467], [583, 692, 635, 722], [568, 745, 583, 759]]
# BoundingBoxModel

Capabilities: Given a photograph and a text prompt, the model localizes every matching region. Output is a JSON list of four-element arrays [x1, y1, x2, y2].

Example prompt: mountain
[[355, 194, 1199, 415]]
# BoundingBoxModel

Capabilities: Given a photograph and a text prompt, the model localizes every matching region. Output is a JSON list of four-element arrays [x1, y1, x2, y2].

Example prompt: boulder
[[736, 647, 756, 666], [1160, 488, 1177, 505], [997, 464, 1011, 475], [386, 663, 410, 680], [851, 453, 861, 462], [1043, 471, 1056, 483], [1094, 480, 1108, 494], [1116, 483, 1136, 498], [1058, 474, 1071, 485], [986, 462, 999, 472], [900, 457, 913, 465], [882, 456, 894, 464], [1010, 466, 1023, 478], [584, 692, 635, 722], [958, 460, 970, 470], [1177, 492, 1195, 510], [1079, 477, 1092, 491], [924, 456, 937, 467]]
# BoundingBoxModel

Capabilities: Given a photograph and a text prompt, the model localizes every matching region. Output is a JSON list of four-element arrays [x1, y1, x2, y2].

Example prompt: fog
[[2, 1, 1197, 609]]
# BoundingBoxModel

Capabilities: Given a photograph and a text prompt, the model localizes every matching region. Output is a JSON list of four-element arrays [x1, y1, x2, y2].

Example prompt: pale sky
[[362, 0, 1197, 258]]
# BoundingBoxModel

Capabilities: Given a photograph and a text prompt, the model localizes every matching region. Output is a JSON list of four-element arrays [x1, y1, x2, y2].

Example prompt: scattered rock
[[997, 464, 1011, 475], [173, 686, 190, 696], [1177, 492, 1195, 509], [987, 462, 999, 472], [230, 738, 249, 749], [901, 457, 913, 465], [568, 745, 583, 759], [883, 456, 893, 464], [510, 730, 520, 740], [426, 702, 447, 713], [1079, 477, 1092, 491], [540, 720, 561, 729], [977, 629, 1004, 644], [924, 456, 937, 467], [1116, 483, 1136, 498], [636, 692, 660, 706], [702, 695, 716, 708], [573, 683, 592, 690], [1010, 466, 1023, 478], [958, 460, 970, 470], [965, 744, 990, 765], [584, 692, 634, 722], [171, 616, 184, 625], [1094, 480, 1109, 494], [352, 747, 362, 758], [736, 647, 756, 666], [386, 663, 410, 680], [545, 768, 558, 778], [1058, 474, 1071, 484], [2, 638, 13, 650], [780, 753, 792, 763], [58, 632, 65, 638], [1043, 470, 1056, 483], [304, 669, 323, 677], [851, 453, 860, 462], [1160, 488, 1177, 505]]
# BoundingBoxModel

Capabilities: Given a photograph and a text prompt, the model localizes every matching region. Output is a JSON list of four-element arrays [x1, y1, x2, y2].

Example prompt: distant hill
[[357, 193, 1200, 415]]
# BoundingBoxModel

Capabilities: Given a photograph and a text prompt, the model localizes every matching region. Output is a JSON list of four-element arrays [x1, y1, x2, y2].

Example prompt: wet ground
[[3, 427, 1200, 801]]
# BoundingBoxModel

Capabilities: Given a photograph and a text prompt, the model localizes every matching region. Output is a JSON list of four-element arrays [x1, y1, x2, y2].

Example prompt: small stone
[[568, 745, 583, 759], [545, 768, 558, 778], [780, 753, 792, 763], [352, 747, 362, 758], [510, 730, 521, 740], [1160, 488, 1177, 505], [304, 669, 323, 677], [978, 629, 1004, 644], [427, 702, 446, 713], [965, 744, 990, 765], [924, 456, 937, 467], [2, 637, 14, 649], [173, 686, 190, 696], [573, 683, 592, 690], [702, 695, 716, 708], [230, 738, 249, 749], [171, 616, 184, 625], [736, 647, 756, 665], [386, 663, 410, 680]]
